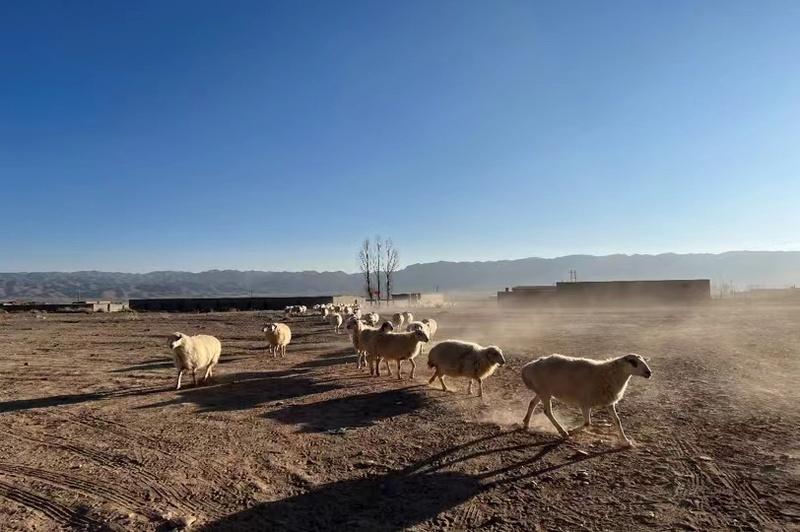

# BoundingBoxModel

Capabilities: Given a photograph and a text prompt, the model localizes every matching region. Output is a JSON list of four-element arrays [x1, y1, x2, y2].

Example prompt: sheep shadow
[[291, 355, 356, 370], [201, 430, 617, 531], [0, 385, 169, 414], [201, 470, 481, 531], [138, 370, 339, 414], [110, 355, 250, 373], [262, 386, 426, 433], [0, 392, 111, 413]]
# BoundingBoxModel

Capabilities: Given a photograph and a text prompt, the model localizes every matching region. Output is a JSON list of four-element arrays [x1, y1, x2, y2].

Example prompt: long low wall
[[128, 295, 364, 312]]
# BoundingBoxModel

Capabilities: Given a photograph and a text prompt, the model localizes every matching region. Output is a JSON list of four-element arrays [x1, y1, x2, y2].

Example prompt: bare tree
[[358, 238, 373, 302], [384, 239, 399, 304], [373, 236, 383, 306]]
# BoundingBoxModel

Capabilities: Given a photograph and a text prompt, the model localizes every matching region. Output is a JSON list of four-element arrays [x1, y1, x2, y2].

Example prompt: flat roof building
[[498, 279, 711, 307]]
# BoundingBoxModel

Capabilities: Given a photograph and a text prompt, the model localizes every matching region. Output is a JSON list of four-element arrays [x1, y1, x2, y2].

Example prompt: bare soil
[[0, 303, 798, 531]]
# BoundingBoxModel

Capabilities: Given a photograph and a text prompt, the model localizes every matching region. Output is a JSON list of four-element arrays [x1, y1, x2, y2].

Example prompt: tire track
[[53, 412, 233, 516], [60, 412, 231, 482], [1, 429, 131, 468], [0, 429, 206, 517], [0, 478, 102, 530], [0, 463, 141, 512], [671, 435, 777, 528]]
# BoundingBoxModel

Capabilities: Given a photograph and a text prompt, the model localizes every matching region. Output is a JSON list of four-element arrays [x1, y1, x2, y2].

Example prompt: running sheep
[[262, 322, 292, 358], [520, 353, 652, 446], [406, 320, 435, 355], [345, 318, 387, 369], [168, 332, 222, 390], [427, 340, 505, 397], [370, 328, 430, 379], [391, 313, 405, 329], [421, 318, 438, 339], [363, 312, 380, 326], [359, 322, 395, 375], [328, 312, 344, 334]]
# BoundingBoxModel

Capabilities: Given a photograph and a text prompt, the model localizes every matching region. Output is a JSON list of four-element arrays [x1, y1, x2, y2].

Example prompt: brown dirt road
[[0, 303, 798, 531]]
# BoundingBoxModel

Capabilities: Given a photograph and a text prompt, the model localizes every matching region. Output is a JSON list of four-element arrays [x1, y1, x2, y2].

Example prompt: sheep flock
[[167, 303, 653, 447]]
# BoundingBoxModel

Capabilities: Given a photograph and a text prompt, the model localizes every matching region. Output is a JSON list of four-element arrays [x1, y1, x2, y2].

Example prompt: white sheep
[[401, 311, 414, 324], [363, 312, 380, 326], [370, 328, 430, 379], [406, 320, 432, 355], [406, 320, 424, 332], [520, 353, 652, 446], [328, 312, 344, 334], [359, 322, 395, 375], [262, 322, 292, 358], [345, 318, 373, 369], [168, 332, 222, 390], [426, 340, 505, 397], [421, 318, 438, 339], [391, 312, 405, 329]]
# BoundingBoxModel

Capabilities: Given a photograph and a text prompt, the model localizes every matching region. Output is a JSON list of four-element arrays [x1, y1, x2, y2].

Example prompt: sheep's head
[[262, 323, 277, 333], [622, 353, 652, 379], [169, 332, 185, 349], [379, 321, 394, 332], [412, 329, 430, 343], [407, 322, 424, 333], [485, 346, 506, 366]]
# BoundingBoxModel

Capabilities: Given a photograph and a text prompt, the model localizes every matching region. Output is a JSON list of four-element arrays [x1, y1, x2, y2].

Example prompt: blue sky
[[2, 1, 799, 273]]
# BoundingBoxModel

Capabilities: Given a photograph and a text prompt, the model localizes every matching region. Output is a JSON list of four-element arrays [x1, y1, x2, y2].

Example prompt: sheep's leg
[[543, 398, 569, 438], [608, 404, 631, 447], [467, 379, 473, 395], [383, 358, 393, 376], [478, 379, 484, 398], [522, 395, 540, 428], [409, 359, 416, 379], [191, 370, 197, 387], [438, 375, 449, 392], [428, 368, 439, 385], [176, 370, 184, 390], [396, 360, 402, 380], [203, 365, 213, 382]]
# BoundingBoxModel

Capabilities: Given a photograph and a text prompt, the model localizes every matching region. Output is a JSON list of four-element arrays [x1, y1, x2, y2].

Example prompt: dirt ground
[[0, 302, 798, 531]]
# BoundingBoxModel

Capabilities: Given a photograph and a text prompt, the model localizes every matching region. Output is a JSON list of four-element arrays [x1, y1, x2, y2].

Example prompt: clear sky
[[2, 1, 799, 273]]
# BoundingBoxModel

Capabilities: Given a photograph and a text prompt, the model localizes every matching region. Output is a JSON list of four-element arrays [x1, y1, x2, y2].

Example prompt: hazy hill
[[1, 251, 798, 301]]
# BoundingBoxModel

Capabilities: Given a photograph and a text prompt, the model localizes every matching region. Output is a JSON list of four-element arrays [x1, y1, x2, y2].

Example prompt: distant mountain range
[[1, 251, 798, 301]]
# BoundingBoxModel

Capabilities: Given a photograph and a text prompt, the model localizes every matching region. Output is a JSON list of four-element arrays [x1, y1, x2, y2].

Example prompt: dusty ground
[[0, 303, 798, 531]]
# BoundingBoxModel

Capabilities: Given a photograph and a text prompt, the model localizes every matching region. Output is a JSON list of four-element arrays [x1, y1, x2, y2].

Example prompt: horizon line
[[1, 249, 796, 276]]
